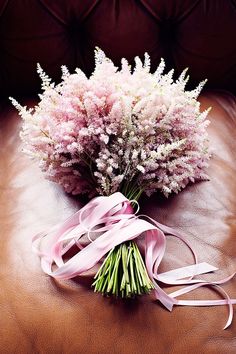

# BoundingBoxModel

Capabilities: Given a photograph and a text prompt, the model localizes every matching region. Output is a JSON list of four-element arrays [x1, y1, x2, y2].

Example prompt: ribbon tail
[[171, 283, 236, 330], [154, 285, 176, 311], [157, 262, 218, 284]]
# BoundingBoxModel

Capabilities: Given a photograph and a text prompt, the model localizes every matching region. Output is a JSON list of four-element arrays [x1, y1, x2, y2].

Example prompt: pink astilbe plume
[[10, 48, 211, 198]]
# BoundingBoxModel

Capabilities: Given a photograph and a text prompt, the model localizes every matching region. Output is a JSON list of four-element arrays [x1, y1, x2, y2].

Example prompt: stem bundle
[[92, 241, 154, 297]]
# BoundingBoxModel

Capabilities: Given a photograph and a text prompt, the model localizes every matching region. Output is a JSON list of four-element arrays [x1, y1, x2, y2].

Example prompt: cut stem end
[[92, 241, 154, 298]]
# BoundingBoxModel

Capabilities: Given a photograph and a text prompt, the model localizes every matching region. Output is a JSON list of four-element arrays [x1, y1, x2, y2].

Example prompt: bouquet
[[10, 49, 235, 328]]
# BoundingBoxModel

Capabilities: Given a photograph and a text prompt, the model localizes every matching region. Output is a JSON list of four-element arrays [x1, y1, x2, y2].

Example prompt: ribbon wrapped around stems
[[33, 192, 236, 329]]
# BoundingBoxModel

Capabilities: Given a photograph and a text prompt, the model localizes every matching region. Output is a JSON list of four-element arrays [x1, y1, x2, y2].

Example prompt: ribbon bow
[[33, 192, 236, 329]]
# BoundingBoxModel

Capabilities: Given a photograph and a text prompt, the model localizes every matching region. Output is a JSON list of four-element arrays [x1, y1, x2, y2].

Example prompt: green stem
[[92, 241, 154, 298]]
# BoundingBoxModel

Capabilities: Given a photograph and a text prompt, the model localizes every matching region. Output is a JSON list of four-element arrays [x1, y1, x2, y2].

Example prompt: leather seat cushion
[[0, 92, 236, 353]]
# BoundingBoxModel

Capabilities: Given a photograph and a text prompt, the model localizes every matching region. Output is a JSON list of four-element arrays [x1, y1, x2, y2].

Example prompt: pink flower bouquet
[[12, 49, 210, 197], [10, 49, 236, 328]]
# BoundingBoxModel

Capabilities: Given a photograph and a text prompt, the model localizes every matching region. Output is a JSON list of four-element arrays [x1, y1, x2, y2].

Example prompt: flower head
[[10, 48, 210, 198]]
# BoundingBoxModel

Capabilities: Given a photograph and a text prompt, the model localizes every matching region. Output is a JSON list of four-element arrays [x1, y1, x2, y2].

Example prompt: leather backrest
[[0, 0, 236, 97]]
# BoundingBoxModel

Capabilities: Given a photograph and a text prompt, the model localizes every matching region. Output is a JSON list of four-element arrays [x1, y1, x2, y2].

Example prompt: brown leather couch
[[0, 1, 236, 353]]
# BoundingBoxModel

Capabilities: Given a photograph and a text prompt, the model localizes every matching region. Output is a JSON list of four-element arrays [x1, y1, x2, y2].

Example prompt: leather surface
[[1, 0, 236, 97], [0, 92, 236, 353]]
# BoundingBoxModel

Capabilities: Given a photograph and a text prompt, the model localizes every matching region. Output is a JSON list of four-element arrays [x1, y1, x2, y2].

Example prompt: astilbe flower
[[10, 48, 210, 200]]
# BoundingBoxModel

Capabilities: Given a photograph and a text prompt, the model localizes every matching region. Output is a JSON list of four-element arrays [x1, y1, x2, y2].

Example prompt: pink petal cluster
[[11, 48, 211, 198]]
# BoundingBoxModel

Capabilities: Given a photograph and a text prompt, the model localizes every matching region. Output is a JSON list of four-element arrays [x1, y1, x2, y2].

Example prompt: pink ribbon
[[33, 192, 236, 329]]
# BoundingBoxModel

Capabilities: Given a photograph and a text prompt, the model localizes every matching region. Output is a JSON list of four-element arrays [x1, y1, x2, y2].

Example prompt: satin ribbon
[[32, 192, 236, 329]]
